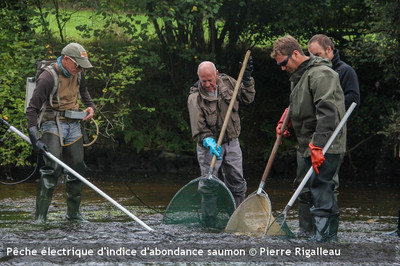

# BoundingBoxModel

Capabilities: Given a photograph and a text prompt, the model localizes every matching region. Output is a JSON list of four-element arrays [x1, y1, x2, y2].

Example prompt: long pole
[[285, 102, 357, 210], [1, 119, 154, 232], [257, 106, 290, 194], [207, 50, 251, 176]]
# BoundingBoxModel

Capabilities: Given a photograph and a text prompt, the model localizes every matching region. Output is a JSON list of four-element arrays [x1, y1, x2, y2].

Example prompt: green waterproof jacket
[[289, 55, 346, 157], [187, 73, 255, 144]]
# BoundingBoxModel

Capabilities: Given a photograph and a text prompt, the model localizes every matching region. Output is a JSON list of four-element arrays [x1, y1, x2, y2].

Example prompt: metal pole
[[286, 102, 357, 209], [1, 119, 154, 232]]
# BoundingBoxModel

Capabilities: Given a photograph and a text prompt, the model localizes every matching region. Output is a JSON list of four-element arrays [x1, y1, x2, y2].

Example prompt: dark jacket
[[331, 50, 360, 110], [289, 54, 346, 157]]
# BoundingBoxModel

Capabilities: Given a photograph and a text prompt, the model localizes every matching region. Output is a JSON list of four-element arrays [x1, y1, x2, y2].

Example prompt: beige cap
[[61, 43, 93, 68]]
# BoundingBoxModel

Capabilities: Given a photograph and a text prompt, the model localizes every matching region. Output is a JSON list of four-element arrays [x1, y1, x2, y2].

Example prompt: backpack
[[24, 59, 58, 114]]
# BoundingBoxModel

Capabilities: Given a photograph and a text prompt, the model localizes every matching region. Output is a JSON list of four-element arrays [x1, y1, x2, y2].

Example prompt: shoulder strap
[[38, 64, 65, 146], [37, 64, 59, 127], [44, 64, 59, 108]]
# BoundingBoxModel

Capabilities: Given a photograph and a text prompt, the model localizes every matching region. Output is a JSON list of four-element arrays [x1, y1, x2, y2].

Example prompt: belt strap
[[55, 112, 64, 146]]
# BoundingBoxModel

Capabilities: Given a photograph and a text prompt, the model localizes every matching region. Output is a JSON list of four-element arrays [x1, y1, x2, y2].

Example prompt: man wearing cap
[[26, 42, 95, 224]]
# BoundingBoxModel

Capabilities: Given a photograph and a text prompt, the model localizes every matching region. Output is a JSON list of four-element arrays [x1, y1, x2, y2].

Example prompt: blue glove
[[203, 137, 222, 160]]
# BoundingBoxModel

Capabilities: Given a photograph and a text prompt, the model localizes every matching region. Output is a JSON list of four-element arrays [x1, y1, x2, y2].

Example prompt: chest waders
[[33, 66, 86, 224], [35, 133, 86, 224]]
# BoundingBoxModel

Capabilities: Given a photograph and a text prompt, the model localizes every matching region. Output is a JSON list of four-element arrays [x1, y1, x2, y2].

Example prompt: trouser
[[35, 121, 85, 224], [294, 150, 342, 233], [305, 154, 340, 242], [304, 154, 340, 217], [197, 138, 247, 207]]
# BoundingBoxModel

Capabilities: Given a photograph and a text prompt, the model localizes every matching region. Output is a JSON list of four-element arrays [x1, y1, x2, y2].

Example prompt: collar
[[331, 49, 340, 67], [57, 56, 71, 78], [289, 59, 310, 83]]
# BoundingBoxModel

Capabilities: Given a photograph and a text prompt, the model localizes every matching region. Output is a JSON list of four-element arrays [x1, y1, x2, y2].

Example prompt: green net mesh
[[163, 176, 236, 229], [266, 212, 296, 239]]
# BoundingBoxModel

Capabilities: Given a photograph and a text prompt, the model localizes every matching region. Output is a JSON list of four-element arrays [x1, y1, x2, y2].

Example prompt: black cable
[[118, 176, 165, 215], [0, 125, 39, 185], [0, 153, 39, 185]]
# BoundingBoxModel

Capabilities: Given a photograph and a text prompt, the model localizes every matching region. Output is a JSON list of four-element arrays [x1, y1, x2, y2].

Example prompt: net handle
[[210, 50, 251, 169], [257, 106, 290, 194]]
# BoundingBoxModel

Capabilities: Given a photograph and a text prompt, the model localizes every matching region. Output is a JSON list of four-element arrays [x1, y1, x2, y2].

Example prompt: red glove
[[276, 108, 291, 138], [309, 142, 325, 174]]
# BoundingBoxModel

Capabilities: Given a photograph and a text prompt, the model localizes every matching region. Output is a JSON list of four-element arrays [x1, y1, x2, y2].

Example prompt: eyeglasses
[[68, 56, 82, 70], [277, 53, 292, 67]]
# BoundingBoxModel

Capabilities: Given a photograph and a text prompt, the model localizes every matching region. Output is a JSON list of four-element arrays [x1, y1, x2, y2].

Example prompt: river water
[[0, 173, 399, 265]]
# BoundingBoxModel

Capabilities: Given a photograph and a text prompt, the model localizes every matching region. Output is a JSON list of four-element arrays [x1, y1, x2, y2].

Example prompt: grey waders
[[35, 134, 86, 224]]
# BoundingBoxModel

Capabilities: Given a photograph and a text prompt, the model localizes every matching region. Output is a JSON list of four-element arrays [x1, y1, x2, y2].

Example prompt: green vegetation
[[1, 0, 400, 181], [38, 9, 107, 40]]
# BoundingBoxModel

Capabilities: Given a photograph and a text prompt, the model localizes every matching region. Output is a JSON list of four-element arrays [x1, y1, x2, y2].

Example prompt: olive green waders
[[35, 134, 86, 224]]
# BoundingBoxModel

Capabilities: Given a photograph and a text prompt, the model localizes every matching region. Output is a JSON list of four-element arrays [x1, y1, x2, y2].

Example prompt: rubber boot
[[63, 138, 87, 222], [298, 191, 313, 236], [327, 216, 339, 242], [198, 179, 219, 228], [200, 193, 218, 227], [35, 133, 62, 224], [309, 216, 329, 242], [298, 202, 313, 236], [35, 170, 59, 224], [383, 208, 400, 237], [65, 175, 86, 222]]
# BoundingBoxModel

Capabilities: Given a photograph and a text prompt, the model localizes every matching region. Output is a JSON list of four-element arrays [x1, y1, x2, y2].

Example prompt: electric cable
[[0, 127, 39, 185], [0, 152, 39, 185], [118, 176, 165, 215]]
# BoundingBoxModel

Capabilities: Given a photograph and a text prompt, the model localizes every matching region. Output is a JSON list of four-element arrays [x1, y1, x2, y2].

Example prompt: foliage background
[[1, 0, 399, 182]]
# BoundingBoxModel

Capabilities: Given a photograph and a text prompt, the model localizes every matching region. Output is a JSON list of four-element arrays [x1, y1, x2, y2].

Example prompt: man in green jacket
[[187, 60, 255, 208], [271, 35, 346, 242]]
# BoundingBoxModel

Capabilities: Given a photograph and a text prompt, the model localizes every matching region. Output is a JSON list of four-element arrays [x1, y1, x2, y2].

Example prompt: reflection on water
[[1, 174, 399, 224], [0, 173, 399, 264]]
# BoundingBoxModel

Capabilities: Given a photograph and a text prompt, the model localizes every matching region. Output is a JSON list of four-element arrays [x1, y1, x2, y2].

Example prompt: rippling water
[[0, 174, 399, 265]]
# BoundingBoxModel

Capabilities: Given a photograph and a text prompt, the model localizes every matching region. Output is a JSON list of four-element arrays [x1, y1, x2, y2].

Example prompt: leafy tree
[[2, 0, 400, 180], [0, 1, 46, 167], [356, 0, 400, 166]]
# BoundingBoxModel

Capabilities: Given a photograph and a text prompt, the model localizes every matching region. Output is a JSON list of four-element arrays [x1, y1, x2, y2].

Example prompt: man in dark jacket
[[26, 43, 95, 224], [287, 34, 361, 235], [271, 35, 346, 242], [308, 34, 360, 110]]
